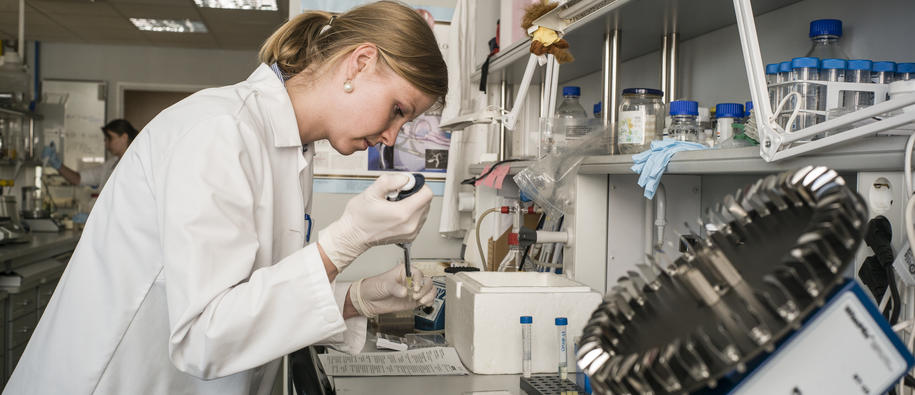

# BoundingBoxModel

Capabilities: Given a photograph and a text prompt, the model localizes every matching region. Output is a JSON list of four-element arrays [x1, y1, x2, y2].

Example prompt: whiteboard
[[42, 80, 107, 171]]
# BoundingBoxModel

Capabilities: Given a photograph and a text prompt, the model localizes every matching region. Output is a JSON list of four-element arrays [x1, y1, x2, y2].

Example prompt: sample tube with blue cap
[[745, 101, 754, 119], [821, 58, 847, 83], [791, 57, 821, 131], [872, 61, 897, 84], [556, 317, 568, 380], [521, 316, 532, 378], [898, 63, 915, 81], [777, 61, 793, 127], [765, 63, 779, 113], [845, 59, 874, 110]]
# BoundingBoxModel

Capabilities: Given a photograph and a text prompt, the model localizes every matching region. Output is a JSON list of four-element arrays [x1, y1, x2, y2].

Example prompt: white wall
[[37, 42, 259, 120]]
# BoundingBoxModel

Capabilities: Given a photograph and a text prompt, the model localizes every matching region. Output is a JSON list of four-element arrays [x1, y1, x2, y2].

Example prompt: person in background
[[41, 118, 139, 189], [6, 2, 446, 395]]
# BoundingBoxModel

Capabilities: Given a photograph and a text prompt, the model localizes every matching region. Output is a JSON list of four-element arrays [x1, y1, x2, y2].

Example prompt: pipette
[[385, 173, 425, 296]]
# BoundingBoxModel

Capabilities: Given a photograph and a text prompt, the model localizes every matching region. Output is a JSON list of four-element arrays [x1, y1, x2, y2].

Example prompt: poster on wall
[[367, 114, 448, 174], [312, 114, 449, 179]]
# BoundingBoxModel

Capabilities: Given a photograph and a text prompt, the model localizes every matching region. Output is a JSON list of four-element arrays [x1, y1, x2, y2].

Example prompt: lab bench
[[0, 230, 80, 385]]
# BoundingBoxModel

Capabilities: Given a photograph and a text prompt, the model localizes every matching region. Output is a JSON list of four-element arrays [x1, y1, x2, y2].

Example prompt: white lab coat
[[79, 156, 118, 189], [4, 64, 367, 395]]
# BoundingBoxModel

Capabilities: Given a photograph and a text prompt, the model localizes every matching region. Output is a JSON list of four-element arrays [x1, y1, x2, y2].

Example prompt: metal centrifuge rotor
[[576, 166, 869, 394]]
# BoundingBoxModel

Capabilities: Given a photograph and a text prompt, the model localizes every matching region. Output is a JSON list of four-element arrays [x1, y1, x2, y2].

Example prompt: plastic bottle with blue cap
[[556, 85, 590, 137], [791, 57, 822, 131], [715, 103, 744, 143], [806, 19, 849, 60], [667, 101, 702, 144]]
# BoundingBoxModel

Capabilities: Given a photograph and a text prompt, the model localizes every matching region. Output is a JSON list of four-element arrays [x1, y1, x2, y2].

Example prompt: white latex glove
[[318, 173, 433, 272], [349, 264, 435, 319]]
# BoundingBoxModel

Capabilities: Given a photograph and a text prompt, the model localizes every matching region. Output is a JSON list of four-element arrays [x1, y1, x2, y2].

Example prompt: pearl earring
[[343, 80, 354, 93]]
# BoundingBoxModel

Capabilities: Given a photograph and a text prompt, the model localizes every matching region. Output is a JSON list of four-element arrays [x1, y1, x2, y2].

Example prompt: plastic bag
[[514, 125, 611, 216]]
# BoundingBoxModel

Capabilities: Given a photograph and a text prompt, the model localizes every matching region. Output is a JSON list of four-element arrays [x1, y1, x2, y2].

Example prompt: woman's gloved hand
[[318, 174, 432, 272], [40, 142, 62, 170], [349, 264, 435, 318]]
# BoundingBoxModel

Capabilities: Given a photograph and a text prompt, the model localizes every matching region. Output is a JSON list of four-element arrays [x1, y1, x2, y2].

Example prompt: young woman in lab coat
[[5, 2, 446, 394], [41, 119, 140, 189]]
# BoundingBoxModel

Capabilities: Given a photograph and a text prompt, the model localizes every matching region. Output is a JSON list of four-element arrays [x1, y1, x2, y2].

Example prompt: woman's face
[[318, 48, 437, 155], [104, 130, 129, 157]]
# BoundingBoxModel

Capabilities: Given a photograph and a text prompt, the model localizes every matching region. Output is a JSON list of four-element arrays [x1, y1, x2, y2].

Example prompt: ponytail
[[258, 1, 447, 105]]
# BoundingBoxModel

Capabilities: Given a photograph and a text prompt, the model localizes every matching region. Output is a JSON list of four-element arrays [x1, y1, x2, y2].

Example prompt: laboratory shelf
[[471, 0, 800, 86], [579, 136, 908, 175], [468, 136, 907, 177]]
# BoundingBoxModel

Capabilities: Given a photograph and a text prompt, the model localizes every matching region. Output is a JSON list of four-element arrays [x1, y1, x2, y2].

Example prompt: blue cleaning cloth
[[631, 140, 707, 199]]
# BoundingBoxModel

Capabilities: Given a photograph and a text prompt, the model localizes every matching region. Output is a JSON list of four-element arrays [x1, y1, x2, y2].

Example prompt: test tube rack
[[520, 375, 583, 395]]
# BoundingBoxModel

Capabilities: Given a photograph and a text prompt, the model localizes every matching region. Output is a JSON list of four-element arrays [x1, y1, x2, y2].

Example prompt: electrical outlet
[[855, 172, 908, 278]]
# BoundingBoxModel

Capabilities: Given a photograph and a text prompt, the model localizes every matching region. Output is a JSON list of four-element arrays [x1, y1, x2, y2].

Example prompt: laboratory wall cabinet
[[462, 0, 915, 294]]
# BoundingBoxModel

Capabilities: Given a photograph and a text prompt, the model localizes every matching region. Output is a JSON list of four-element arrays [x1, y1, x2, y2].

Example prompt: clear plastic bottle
[[806, 19, 850, 60], [520, 316, 532, 378], [844, 59, 874, 110], [667, 100, 701, 143], [898, 63, 915, 81], [556, 86, 589, 140], [618, 88, 664, 154], [791, 57, 821, 131], [715, 103, 744, 143], [872, 61, 896, 84]]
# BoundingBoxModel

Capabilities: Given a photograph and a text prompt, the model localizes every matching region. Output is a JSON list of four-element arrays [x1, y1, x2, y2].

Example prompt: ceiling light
[[130, 18, 208, 33], [193, 0, 278, 11]]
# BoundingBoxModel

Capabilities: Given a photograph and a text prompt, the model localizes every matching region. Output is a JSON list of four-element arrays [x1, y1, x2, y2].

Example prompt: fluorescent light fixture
[[193, 0, 278, 10], [130, 18, 208, 33]]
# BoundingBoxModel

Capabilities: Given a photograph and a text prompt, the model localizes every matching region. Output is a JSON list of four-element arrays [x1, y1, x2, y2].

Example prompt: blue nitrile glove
[[40, 142, 62, 170], [630, 140, 706, 199], [72, 212, 89, 224]]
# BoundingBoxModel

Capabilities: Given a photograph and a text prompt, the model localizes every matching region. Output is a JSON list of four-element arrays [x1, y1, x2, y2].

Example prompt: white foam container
[[445, 272, 602, 374]]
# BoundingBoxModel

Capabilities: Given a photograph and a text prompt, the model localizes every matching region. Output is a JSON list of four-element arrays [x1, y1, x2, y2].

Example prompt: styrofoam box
[[445, 272, 601, 374]]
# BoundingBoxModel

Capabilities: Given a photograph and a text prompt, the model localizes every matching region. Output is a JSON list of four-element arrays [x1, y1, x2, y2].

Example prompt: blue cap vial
[[809, 19, 842, 38], [847, 60, 873, 71], [562, 86, 581, 97], [873, 61, 897, 73], [593, 102, 601, 115], [779, 61, 792, 73], [766, 63, 779, 75], [715, 103, 744, 118], [898, 63, 915, 73], [745, 101, 754, 117], [555, 317, 568, 325], [791, 57, 820, 69], [669, 100, 699, 116], [821, 58, 847, 70], [520, 316, 533, 324]]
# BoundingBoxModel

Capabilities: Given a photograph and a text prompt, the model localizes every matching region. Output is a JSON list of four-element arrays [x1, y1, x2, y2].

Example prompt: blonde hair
[[259, 1, 447, 106]]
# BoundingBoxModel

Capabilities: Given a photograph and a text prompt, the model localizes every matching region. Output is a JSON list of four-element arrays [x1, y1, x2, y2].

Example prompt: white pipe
[[18, 0, 24, 61], [655, 183, 668, 246], [644, 197, 653, 258], [503, 55, 539, 131], [536, 230, 570, 244]]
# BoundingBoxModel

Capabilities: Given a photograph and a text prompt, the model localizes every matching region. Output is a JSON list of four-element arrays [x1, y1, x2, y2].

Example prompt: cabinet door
[[7, 292, 35, 322]]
